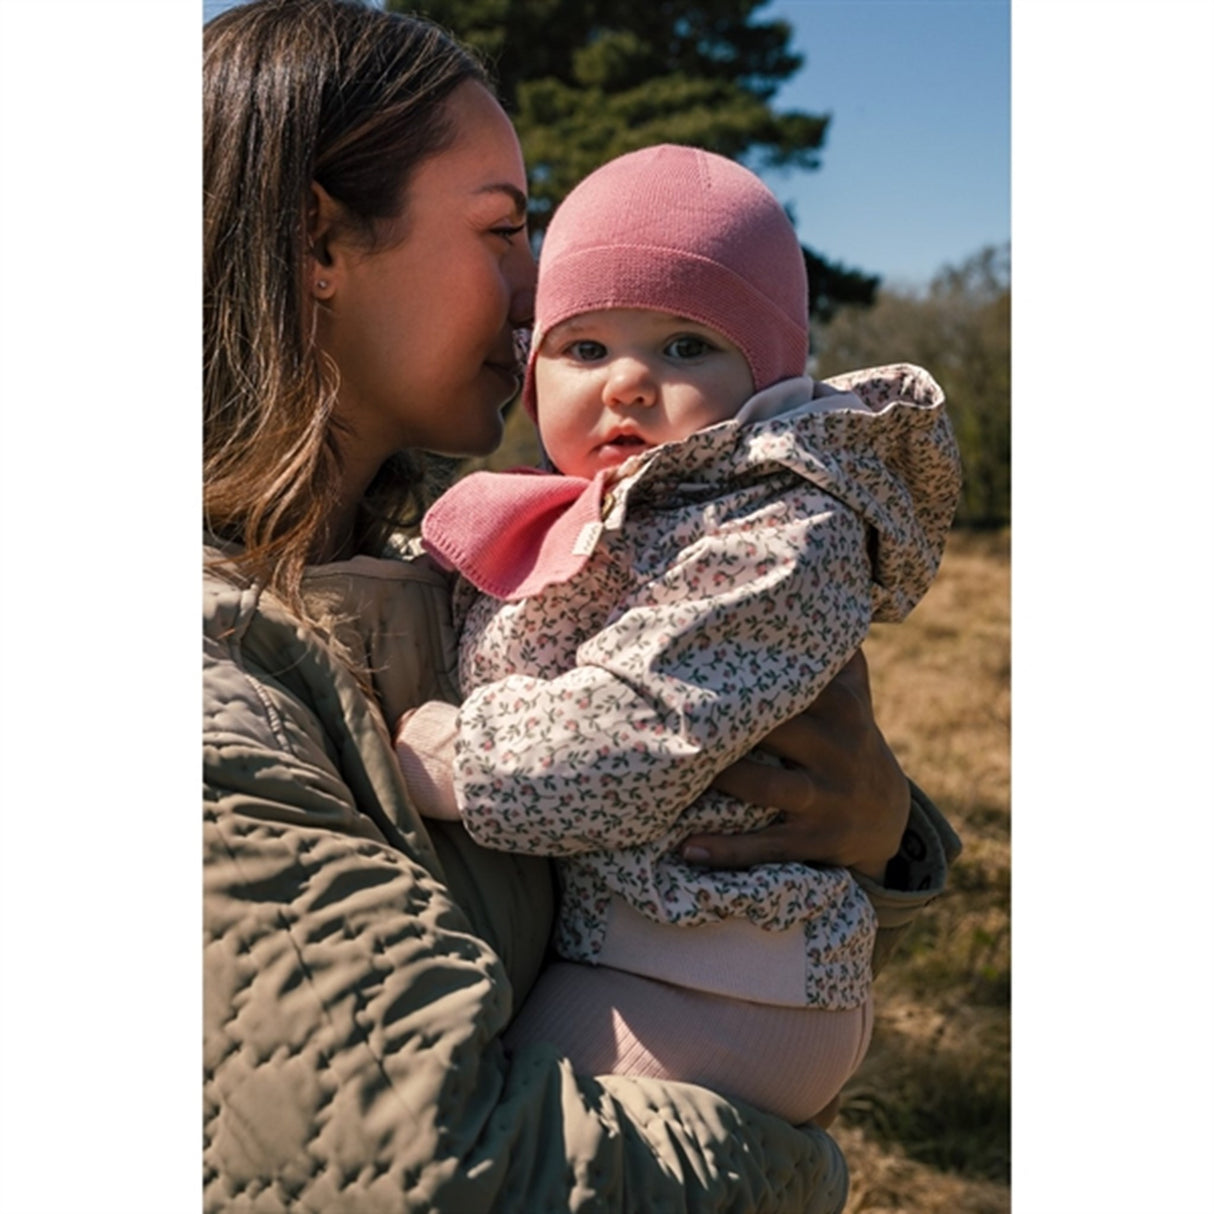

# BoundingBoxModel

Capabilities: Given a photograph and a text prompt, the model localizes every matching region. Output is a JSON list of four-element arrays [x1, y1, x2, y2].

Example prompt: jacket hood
[[609, 363, 961, 621]]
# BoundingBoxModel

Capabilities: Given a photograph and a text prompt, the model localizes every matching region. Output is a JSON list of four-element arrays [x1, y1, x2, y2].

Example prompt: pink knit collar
[[421, 377, 830, 603], [422, 466, 614, 602]]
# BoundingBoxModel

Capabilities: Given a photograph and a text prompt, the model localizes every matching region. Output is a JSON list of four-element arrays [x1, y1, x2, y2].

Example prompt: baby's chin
[[566, 442, 649, 480]]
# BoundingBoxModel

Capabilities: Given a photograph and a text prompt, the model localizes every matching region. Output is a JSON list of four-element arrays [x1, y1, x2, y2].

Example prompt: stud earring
[[316, 279, 329, 292]]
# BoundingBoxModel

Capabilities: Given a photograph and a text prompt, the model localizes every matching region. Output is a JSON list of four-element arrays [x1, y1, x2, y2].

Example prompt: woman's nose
[[603, 357, 658, 408], [506, 244, 537, 328], [508, 284, 536, 329]]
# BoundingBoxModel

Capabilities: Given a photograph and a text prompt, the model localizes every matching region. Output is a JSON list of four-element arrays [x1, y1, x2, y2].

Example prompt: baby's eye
[[665, 334, 714, 360], [566, 339, 607, 361]]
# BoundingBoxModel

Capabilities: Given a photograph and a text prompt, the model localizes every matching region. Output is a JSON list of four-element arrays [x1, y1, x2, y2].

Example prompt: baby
[[395, 144, 961, 1123]]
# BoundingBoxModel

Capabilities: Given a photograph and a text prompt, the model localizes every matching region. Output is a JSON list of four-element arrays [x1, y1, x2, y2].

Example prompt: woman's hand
[[681, 650, 909, 882], [807, 1094, 841, 1131]]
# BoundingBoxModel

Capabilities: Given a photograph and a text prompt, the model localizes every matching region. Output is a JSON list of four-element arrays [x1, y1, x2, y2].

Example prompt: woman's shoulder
[[205, 539, 462, 732], [304, 541, 454, 588], [202, 542, 453, 642]]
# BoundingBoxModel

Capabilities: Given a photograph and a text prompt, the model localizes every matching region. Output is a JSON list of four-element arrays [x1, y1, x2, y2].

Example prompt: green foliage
[[815, 245, 1010, 527], [397, 0, 877, 321], [803, 245, 881, 325], [402, 0, 825, 218]]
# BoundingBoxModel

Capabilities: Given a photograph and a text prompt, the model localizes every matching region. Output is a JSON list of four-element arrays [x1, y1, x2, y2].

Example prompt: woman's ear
[[306, 182, 343, 300]]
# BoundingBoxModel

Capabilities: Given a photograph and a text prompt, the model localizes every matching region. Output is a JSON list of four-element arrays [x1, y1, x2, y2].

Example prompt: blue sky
[[757, 0, 1009, 287], [201, 0, 1009, 289]]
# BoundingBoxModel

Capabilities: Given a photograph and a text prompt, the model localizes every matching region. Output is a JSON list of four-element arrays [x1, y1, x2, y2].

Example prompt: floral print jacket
[[443, 364, 961, 1010]]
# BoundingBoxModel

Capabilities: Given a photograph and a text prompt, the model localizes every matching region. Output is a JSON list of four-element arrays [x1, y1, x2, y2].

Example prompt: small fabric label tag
[[572, 521, 603, 556]]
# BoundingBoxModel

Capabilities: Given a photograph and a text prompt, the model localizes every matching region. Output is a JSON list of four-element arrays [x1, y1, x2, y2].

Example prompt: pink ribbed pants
[[505, 961, 873, 1123]]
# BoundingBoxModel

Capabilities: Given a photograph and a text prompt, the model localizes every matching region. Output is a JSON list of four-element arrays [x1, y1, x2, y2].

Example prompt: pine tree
[[392, 0, 879, 318]]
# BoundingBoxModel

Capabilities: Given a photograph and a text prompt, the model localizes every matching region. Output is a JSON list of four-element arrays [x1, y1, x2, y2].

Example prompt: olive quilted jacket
[[203, 545, 957, 1212]]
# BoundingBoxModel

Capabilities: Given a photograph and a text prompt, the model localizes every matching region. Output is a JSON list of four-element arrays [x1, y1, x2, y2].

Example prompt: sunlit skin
[[534, 308, 755, 480], [311, 80, 536, 534]]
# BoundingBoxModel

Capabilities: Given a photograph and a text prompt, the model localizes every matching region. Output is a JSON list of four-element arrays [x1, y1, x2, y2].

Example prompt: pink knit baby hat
[[522, 143, 809, 416]]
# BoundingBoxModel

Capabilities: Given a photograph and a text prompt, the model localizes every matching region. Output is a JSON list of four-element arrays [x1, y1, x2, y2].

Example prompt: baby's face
[[533, 308, 754, 480]]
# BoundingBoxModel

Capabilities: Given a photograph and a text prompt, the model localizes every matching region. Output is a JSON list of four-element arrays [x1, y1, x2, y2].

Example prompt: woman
[[203, 2, 960, 1210]]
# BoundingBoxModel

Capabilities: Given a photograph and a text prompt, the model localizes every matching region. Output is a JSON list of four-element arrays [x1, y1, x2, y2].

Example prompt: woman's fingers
[[809, 1094, 841, 1131], [706, 750, 806, 809], [750, 652, 873, 768], [691, 650, 909, 878], [681, 811, 846, 870]]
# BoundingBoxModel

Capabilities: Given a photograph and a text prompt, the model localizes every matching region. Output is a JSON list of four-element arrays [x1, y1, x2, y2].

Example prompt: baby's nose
[[604, 357, 658, 407]]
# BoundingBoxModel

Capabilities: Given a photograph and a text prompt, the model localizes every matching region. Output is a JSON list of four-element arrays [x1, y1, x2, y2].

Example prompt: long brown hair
[[204, 0, 488, 612]]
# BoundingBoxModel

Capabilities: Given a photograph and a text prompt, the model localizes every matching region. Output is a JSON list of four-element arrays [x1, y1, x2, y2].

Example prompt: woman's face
[[318, 82, 535, 466]]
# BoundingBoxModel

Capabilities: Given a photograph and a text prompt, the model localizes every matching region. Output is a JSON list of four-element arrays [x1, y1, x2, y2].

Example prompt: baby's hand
[[393, 702, 462, 821]]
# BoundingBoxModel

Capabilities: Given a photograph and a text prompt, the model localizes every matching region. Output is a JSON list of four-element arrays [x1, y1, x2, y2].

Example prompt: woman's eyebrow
[[477, 183, 528, 217]]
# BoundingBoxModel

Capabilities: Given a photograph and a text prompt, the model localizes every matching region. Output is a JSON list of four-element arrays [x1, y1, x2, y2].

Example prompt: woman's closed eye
[[491, 221, 527, 245]]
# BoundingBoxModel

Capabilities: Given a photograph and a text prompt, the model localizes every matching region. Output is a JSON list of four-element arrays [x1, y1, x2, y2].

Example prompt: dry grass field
[[835, 528, 1010, 1213]]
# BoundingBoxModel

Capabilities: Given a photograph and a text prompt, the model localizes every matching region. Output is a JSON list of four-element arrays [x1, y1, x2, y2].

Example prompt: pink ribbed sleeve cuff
[[393, 701, 462, 821]]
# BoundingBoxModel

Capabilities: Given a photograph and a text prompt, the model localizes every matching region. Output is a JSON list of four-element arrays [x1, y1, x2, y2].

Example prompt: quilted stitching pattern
[[203, 563, 851, 1212]]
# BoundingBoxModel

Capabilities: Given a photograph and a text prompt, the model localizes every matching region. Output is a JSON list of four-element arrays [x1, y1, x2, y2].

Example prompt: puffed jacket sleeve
[[203, 568, 849, 1214], [860, 781, 963, 977]]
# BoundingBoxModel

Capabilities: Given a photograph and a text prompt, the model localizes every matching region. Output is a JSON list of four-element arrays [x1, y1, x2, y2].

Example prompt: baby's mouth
[[598, 433, 647, 450]]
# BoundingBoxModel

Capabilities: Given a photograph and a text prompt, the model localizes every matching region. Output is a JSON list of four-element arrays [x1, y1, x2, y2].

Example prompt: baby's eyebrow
[[544, 316, 594, 342], [538, 323, 578, 353]]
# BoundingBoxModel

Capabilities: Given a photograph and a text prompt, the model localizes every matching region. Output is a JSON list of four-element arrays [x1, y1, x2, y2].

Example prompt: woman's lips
[[485, 360, 521, 389]]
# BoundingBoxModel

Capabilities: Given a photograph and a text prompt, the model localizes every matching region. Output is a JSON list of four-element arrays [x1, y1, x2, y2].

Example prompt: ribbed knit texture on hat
[[523, 144, 809, 416]]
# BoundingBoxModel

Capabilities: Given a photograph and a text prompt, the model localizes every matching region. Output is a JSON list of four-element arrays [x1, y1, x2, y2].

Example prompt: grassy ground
[[836, 528, 1010, 1213]]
